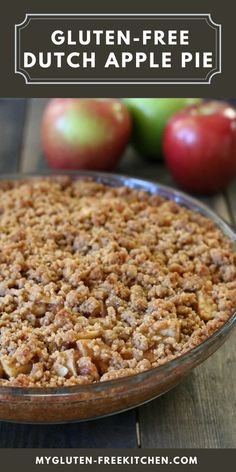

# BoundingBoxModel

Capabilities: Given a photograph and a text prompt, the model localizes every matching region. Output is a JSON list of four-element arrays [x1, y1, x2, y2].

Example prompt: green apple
[[123, 98, 202, 160]]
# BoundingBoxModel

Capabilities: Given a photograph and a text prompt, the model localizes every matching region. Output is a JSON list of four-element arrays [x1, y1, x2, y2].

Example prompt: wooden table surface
[[0, 99, 235, 448]]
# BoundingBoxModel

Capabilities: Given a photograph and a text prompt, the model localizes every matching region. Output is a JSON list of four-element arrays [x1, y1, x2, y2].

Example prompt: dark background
[[0, 0, 236, 97]]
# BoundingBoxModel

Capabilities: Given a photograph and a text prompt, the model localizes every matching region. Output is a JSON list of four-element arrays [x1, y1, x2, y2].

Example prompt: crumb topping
[[0, 176, 235, 387]]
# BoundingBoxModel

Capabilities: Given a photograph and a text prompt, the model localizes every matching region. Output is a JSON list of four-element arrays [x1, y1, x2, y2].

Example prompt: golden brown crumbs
[[0, 176, 235, 387]]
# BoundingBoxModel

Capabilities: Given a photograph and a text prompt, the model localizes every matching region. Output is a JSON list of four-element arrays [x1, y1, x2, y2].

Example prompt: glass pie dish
[[0, 170, 235, 424]]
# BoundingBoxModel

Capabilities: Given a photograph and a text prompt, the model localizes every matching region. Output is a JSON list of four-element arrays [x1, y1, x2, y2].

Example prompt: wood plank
[[226, 181, 236, 224], [139, 335, 236, 448], [138, 195, 236, 448], [0, 411, 137, 448], [20, 98, 49, 173], [118, 149, 175, 186], [204, 195, 232, 224], [0, 99, 27, 173]]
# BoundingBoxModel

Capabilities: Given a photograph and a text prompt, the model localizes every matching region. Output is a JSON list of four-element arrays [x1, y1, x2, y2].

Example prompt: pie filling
[[0, 177, 235, 387]]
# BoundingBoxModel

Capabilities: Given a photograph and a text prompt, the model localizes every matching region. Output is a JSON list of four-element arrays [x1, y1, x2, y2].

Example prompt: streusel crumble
[[0, 177, 235, 387]]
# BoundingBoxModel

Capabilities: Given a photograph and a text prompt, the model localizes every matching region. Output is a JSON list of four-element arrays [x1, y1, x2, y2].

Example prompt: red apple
[[163, 101, 236, 194], [41, 98, 132, 170]]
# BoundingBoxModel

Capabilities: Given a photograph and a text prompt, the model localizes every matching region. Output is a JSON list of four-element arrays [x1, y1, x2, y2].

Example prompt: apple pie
[[0, 177, 235, 387]]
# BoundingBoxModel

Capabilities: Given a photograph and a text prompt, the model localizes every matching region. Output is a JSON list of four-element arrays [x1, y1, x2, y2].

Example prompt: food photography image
[[0, 97, 235, 449]]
